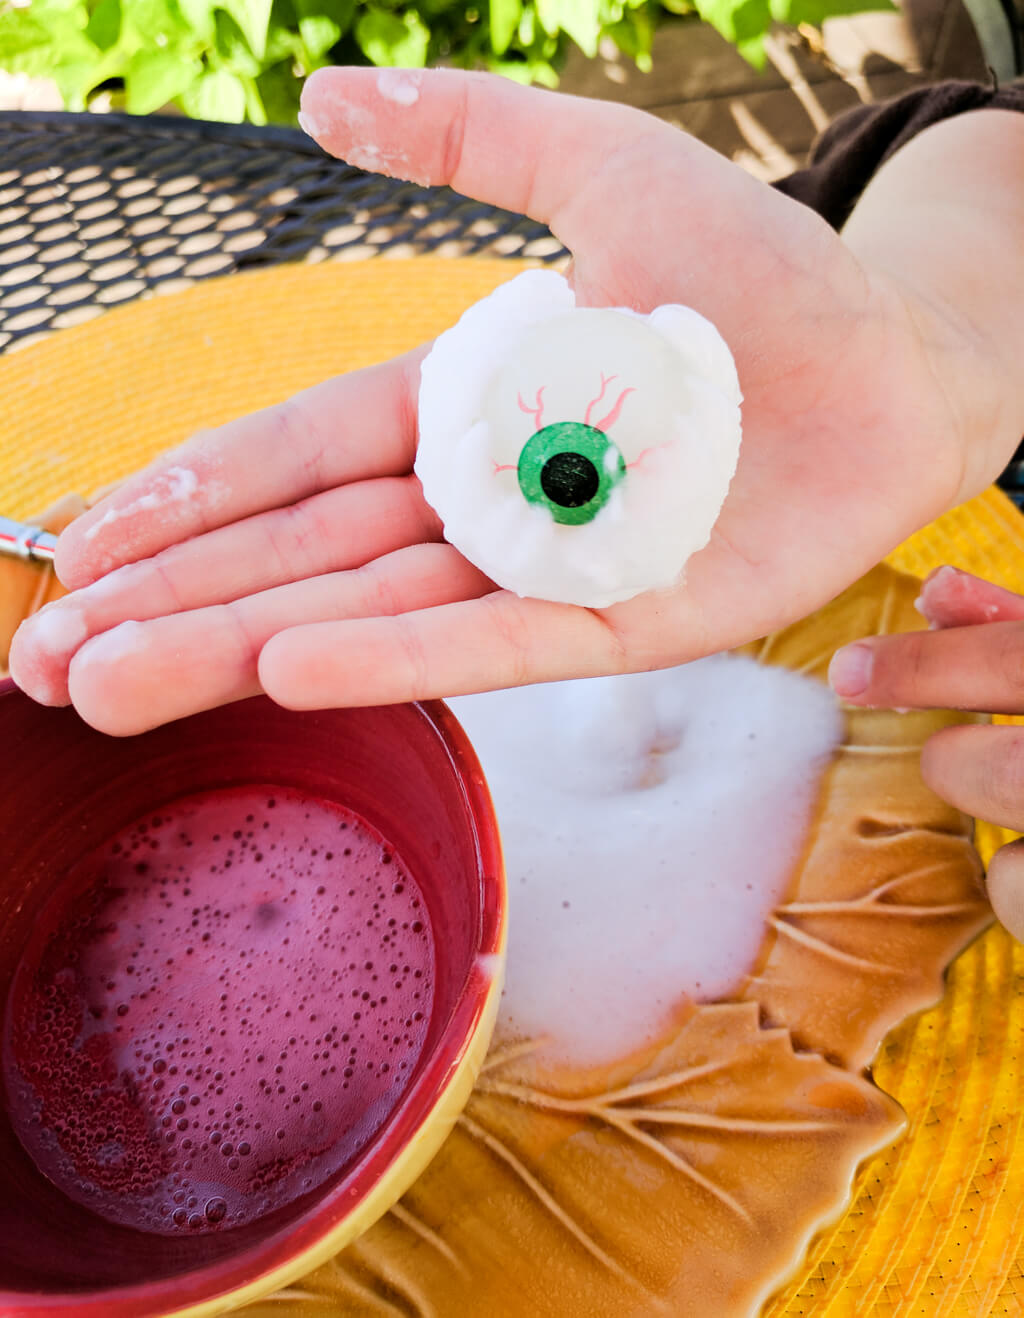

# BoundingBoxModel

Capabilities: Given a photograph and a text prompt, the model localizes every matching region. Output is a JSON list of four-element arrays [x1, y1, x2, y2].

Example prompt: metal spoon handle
[[0, 516, 58, 564]]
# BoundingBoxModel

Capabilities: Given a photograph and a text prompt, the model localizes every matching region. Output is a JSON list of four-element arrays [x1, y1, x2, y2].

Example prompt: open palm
[[9, 67, 998, 733]]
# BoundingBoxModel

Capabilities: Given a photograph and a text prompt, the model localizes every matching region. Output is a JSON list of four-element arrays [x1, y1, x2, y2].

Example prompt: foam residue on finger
[[299, 70, 427, 184], [376, 69, 421, 106], [83, 467, 199, 542]]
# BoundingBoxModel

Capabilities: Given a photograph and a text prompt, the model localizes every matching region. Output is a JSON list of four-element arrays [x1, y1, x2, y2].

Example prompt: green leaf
[[771, 0, 892, 20], [0, 12, 57, 64], [490, 53, 559, 83], [86, 0, 121, 49], [213, 7, 261, 71], [51, 61, 94, 107], [256, 57, 301, 121], [489, 0, 521, 53], [264, 1, 305, 61], [605, 6, 653, 67], [51, 38, 125, 106], [125, 46, 201, 112], [695, 0, 770, 44], [176, 0, 217, 38], [241, 71, 268, 121], [121, 0, 193, 44], [219, 0, 274, 58], [734, 30, 765, 64], [296, 10, 339, 52], [536, 0, 599, 55], [355, 7, 429, 65], [183, 65, 247, 118], [295, 0, 354, 50], [0, 4, 94, 77]]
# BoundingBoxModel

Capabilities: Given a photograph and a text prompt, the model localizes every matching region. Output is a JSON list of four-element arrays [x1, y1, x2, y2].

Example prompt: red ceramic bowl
[[0, 681, 505, 1317]]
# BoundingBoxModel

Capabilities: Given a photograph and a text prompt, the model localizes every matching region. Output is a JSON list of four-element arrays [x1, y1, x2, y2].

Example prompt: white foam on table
[[450, 653, 842, 1065]]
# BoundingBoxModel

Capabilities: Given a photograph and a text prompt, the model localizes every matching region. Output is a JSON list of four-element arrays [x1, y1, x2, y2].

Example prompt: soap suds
[[344, 143, 422, 184], [450, 654, 842, 1066], [377, 69, 421, 106], [83, 467, 199, 542], [476, 952, 504, 984], [300, 95, 426, 183]]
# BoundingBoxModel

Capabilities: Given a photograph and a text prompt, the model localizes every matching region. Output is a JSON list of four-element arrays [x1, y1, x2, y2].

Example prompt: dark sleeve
[[773, 79, 1024, 229]]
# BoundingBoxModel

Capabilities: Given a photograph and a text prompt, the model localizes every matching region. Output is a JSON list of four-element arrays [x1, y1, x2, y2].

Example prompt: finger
[[916, 565, 1024, 629], [920, 723, 1024, 831], [827, 620, 1024, 712], [56, 348, 425, 590], [258, 592, 625, 709], [10, 476, 439, 707], [65, 545, 494, 737], [299, 67, 669, 235], [984, 839, 1024, 944]]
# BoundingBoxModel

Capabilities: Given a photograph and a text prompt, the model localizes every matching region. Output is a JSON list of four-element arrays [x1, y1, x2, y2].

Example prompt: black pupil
[[539, 451, 600, 508]]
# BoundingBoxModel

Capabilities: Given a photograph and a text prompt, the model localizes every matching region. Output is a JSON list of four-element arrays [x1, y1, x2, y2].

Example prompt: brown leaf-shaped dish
[[249, 1007, 901, 1318], [737, 563, 989, 1070]]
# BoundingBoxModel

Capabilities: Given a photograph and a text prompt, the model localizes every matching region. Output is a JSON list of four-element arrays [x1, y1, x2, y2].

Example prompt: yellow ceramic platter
[[1, 257, 1022, 1315]]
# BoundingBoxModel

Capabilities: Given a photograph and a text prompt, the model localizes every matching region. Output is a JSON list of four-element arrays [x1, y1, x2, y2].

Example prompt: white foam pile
[[450, 653, 842, 1065]]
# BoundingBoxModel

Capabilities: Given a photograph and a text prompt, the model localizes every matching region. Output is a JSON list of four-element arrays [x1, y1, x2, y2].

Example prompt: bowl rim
[[0, 685, 506, 1316]]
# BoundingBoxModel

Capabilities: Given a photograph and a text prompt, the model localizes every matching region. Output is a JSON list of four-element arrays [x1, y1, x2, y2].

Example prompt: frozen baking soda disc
[[415, 270, 743, 608]]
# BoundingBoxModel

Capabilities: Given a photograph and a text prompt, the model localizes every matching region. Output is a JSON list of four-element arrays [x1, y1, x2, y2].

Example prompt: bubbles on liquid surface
[[2, 788, 435, 1235]]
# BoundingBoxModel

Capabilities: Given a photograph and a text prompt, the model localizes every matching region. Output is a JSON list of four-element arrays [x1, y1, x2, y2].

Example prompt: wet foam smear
[[450, 654, 842, 1065], [3, 788, 434, 1234]]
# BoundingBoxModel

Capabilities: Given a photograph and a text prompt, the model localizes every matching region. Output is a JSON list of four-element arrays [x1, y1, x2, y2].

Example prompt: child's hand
[[829, 565, 1024, 942], [9, 71, 1024, 735]]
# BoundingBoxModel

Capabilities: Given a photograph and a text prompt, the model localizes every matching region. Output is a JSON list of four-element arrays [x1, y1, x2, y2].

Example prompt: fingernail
[[828, 642, 873, 698], [923, 564, 966, 584]]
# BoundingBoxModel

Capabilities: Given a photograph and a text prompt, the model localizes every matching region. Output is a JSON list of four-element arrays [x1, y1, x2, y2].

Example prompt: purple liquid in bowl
[[3, 786, 435, 1236]]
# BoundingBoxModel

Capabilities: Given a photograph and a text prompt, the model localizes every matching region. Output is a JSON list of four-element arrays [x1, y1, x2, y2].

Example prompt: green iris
[[516, 422, 626, 526]]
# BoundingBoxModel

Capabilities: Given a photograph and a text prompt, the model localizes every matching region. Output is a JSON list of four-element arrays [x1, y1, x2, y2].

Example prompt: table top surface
[[0, 111, 565, 355], [3, 109, 1024, 1318]]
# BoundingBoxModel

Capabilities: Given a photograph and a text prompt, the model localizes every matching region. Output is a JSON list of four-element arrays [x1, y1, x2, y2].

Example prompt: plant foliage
[[0, 0, 892, 124]]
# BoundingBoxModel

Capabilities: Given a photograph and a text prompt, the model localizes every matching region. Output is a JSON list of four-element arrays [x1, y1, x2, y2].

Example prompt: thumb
[[298, 66, 669, 239]]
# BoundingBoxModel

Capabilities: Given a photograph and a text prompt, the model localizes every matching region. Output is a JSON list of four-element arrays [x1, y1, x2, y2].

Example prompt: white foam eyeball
[[414, 270, 743, 608]]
